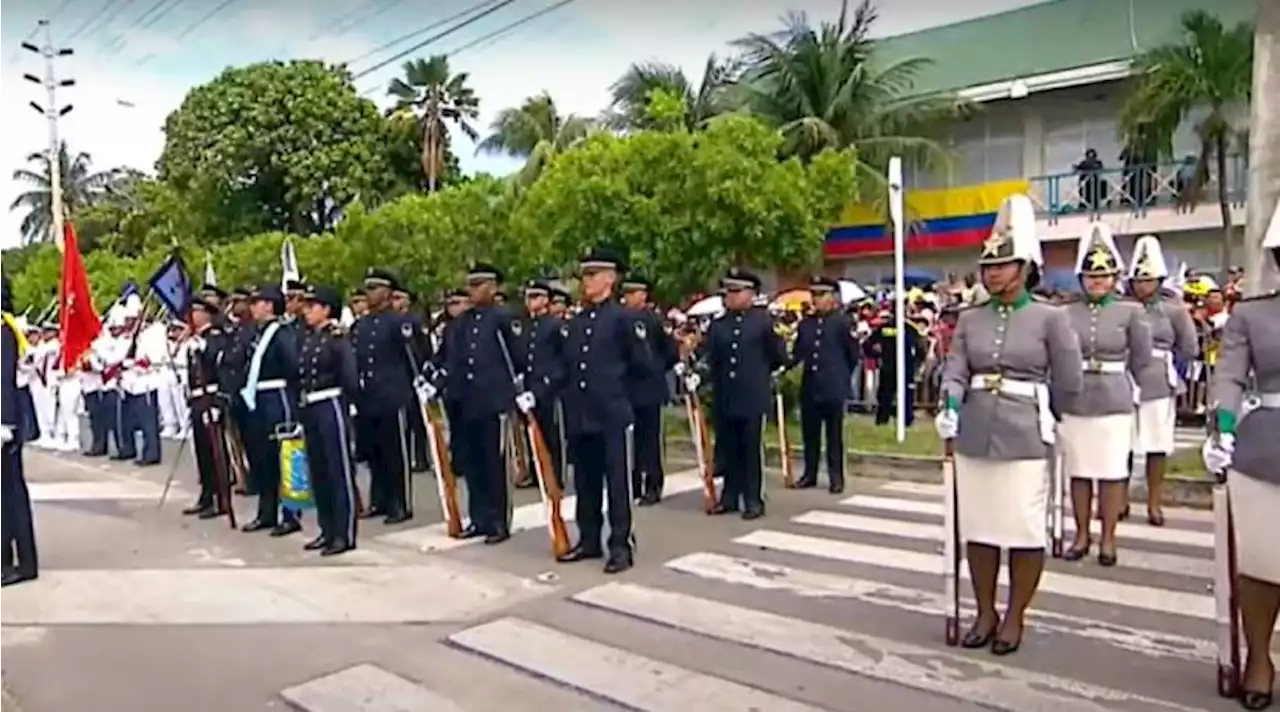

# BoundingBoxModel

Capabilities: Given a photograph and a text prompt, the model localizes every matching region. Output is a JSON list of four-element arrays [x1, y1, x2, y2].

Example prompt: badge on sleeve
[[511, 320, 523, 337], [634, 320, 647, 340], [400, 322, 414, 338], [561, 324, 570, 339]]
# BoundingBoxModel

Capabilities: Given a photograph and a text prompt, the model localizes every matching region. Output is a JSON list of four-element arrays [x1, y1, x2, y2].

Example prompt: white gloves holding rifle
[[1201, 433, 1235, 474], [515, 391, 536, 414], [934, 408, 959, 440]]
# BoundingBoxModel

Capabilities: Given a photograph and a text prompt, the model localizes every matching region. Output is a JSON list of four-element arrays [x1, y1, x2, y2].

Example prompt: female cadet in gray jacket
[[1204, 201, 1280, 710], [1128, 235, 1197, 526], [1057, 224, 1152, 566], [935, 194, 1084, 655]]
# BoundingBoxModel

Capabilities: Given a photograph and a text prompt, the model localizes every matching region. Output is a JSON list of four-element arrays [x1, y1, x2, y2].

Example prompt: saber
[[942, 444, 960, 647]]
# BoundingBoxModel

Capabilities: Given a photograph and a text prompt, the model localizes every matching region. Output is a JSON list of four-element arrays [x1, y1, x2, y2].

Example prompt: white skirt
[[1059, 413, 1132, 481], [954, 454, 1048, 550], [1134, 398, 1176, 455], [1228, 472, 1280, 585]]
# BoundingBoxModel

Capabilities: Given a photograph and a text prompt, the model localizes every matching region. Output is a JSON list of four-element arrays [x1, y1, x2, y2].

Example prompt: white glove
[[673, 362, 688, 378], [1, 425, 12, 445], [349, 404, 358, 418], [684, 373, 701, 392], [207, 407, 221, 424], [1201, 434, 1235, 473], [413, 377, 437, 404], [934, 409, 959, 440], [515, 391, 536, 414]]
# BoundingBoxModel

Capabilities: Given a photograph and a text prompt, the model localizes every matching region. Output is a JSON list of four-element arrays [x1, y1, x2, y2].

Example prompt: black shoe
[[557, 545, 604, 564], [991, 637, 1021, 656], [135, 459, 160, 467], [1, 571, 36, 587], [828, 481, 845, 495], [961, 619, 999, 649], [1098, 550, 1118, 567], [359, 507, 386, 520], [197, 508, 225, 520], [384, 511, 413, 525], [182, 502, 212, 516], [1240, 691, 1274, 710], [742, 507, 765, 521], [484, 530, 510, 545], [637, 491, 660, 507], [1063, 540, 1092, 562], [321, 540, 354, 557], [458, 525, 484, 540], [241, 519, 275, 533], [709, 503, 739, 516], [270, 520, 302, 538], [792, 478, 817, 490], [304, 535, 328, 551], [603, 552, 634, 574]]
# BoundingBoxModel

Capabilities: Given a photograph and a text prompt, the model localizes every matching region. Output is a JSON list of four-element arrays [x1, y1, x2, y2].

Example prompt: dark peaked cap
[[720, 267, 761, 291], [467, 263, 503, 283], [303, 284, 343, 315], [364, 268, 400, 290], [579, 247, 627, 272]]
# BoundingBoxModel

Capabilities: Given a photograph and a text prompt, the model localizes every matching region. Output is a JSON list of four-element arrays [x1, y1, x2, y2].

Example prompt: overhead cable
[[350, 0, 522, 80], [344, 0, 513, 69]]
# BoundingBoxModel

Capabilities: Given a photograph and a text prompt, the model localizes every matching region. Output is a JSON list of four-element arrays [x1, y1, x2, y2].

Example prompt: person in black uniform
[[239, 286, 303, 537], [2, 275, 39, 587], [432, 289, 470, 479], [297, 284, 360, 556], [442, 263, 517, 544], [518, 279, 567, 488], [182, 296, 231, 520], [549, 287, 571, 319], [787, 277, 859, 494], [350, 268, 418, 524], [392, 286, 431, 473], [867, 304, 924, 427], [221, 286, 258, 496], [621, 275, 678, 505], [555, 248, 654, 573], [694, 268, 786, 519]]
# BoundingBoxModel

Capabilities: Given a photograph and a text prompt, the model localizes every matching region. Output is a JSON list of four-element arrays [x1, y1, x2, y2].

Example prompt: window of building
[[905, 116, 1026, 189]]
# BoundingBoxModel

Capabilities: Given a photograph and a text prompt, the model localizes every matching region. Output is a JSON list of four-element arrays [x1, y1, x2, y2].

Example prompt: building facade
[[823, 0, 1256, 285]]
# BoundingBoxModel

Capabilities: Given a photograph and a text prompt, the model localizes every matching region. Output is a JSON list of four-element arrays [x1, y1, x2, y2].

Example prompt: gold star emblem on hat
[[981, 231, 1008, 258], [1087, 246, 1114, 271]]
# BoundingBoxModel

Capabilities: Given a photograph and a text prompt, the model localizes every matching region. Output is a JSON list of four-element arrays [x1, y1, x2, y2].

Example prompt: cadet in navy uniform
[[554, 248, 655, 573], [549, 287, 571, 319], [182, 296, 230, 519], [350, 268, 418, 524], [392, 286, 432, 473], [221, 286, 258, 496], [696, 268, 786, 519], [519, 279, 567, 488], [787, 276, 859, 494], [621, 275, 678, 505], [442, 264, 518, 544], [433, 288, 471, 477], [239, 286, 303, 537], [2, 275, 39, 587], [297, 285, 360, 556]]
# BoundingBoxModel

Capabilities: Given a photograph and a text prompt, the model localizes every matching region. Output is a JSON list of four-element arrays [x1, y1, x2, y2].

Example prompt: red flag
[[59, 220, 101, 370]]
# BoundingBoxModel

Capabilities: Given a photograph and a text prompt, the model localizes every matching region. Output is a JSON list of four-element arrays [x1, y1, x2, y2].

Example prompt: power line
[[97, 0, 185, 58], [63, 0, 123, 43], [328, 0, 412, 38], [350, 0, 522, 80], [133, 0, 244, 66], [85, 0, 141, 48], [6, 25, 43, 67], [48, 0, 79, 22], [136, 0, 188, 30], [307, 0, 385, 41], [344, 0, 511, 68], [448, 0, 580, 59]]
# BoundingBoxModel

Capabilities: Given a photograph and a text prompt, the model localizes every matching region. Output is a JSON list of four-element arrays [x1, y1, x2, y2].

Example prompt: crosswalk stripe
[[733, 529, 1216, 620], [447, 617, 828, 711], [377, 472, 703, 552], [281, 664, 467, 712], [572, 582, 1204, 712], [840, 495, 1214, 549], [792, 510, 1214, 578], [875, 481, 1213, 523], [664, 552, 1217, 663], [29, 480, 165, 501]]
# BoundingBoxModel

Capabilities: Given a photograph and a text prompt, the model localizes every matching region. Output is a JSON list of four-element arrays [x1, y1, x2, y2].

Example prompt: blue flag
[[120, 279, 140, 300], [148, 252, 192, 318]]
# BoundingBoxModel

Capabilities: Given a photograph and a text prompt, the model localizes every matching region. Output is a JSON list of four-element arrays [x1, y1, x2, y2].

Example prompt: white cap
[[1129, 234, 1169, 280], [1074, 221, 1124, 276], [1263, 200, 1280, 249], [15, 316, 30, 332], [979, 194, 1042, 266], [105, 304, 127, 328]]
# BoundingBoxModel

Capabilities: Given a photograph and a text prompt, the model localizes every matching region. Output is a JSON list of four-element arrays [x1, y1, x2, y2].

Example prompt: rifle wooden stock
[[685, 394, 716, 513], [775, 392, 795, 488], [421, 403, 463, 538], [513, 414, 531, 483], [207, 413, 237, 529], [524, 414, 571, 558]]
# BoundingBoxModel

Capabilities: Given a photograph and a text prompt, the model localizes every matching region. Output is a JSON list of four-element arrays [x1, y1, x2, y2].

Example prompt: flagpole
[[888, 157, 907, 444]]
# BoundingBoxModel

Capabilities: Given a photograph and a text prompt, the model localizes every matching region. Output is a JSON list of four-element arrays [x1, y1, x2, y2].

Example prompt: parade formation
[[2, 193, 1279, 709]]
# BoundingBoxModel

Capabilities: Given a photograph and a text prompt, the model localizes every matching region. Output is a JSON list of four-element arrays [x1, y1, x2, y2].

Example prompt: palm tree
[[386, 55, 480, 193], [477, 93, 594, 184], [1121, 9, 1254, 277], [9, 142, 117, 244], [604, 54, 740, 132], [731, 0, 968, 185]]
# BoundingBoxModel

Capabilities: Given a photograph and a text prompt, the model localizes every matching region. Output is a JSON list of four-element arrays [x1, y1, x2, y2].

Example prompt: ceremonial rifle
[[679, 344, 717, 514], [772, 370, 795, 489], [402, 326, 462, 538], [941, 437, 960, 647], [1208, 417, 1240, 698]]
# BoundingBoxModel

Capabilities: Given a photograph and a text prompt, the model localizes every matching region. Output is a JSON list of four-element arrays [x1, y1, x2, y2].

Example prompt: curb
[[663, 437, 1213, 509]]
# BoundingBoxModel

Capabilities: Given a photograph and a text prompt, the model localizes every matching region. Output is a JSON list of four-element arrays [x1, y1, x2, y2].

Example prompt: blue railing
[[1027, 155, 1248, 222]]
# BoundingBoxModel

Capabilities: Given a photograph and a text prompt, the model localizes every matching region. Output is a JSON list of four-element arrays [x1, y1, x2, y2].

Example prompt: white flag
[[281, 236, 301, 290], [203, 251, 217, 287]]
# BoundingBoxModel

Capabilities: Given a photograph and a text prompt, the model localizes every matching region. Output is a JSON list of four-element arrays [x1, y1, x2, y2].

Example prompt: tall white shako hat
[[1075, 221, 1124, 276], [105, 303, 128, 329], [978, 194, 1043, 267], [1129, 234, 1169, 280], [1264, 199, 1280, 249]]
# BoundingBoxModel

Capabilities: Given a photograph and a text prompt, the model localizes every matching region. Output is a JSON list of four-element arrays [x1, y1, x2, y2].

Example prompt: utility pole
[[21, 20, 74, 248]]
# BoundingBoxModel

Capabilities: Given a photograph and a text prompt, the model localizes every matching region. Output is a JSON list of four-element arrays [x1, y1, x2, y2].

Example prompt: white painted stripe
[[281, 664, 467, 712], [0, 564, 550, 626], [664, 552, 1217, 663], [841, 495, 1213, 549], [875, 481, 1213, 523], [793, 510, 1213, 578], [378, 472, 703, 553], [449, 617, 826, 712], [28, 480, 165, 501], [734, 530, 1217, 621], [573, 583, 1204, 712]]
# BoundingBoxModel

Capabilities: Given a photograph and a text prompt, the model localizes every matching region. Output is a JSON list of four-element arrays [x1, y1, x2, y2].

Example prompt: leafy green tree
[[605, 55, 740, 132], [1121, 9, 1254, 274], [477, 92, 594, 185], [9, 142, 119, 244], [386, 55, 480, 193], [159, 60, 394, 236]]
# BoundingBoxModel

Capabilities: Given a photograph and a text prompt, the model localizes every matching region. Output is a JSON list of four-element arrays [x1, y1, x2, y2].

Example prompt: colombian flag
[[824, 179, 1031, 258]]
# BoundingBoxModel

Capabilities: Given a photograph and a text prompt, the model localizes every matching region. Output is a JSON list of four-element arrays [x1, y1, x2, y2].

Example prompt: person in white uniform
[[1128, 235, 1198, 526], [49, 327, 81, 452], [936, 194, 1084, 654], [157, 320, 191, 440], [1058, 223, 1152, 566], [1204, 201, 1280, 709], [30, 325, 58, 449]]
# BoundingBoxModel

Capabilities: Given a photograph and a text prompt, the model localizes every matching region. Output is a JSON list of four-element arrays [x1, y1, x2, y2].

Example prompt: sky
[[0, 0, 1046, 249]]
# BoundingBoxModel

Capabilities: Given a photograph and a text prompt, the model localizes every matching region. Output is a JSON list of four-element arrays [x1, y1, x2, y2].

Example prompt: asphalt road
[[0, 429, 1244, 712]]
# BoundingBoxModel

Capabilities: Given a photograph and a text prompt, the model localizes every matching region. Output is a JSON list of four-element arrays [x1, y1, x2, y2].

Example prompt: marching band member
[[2, 276, 39, 587], [936, 195, 1083, 655], [1058, 224, 1152, 566], [621, 275, 677, 505], [1205, 203, 1280, 709], [1128, 235, 1197, 526]]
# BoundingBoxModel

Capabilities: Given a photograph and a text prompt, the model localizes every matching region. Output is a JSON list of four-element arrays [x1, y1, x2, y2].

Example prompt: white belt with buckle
[[1083, 360, 1126, 375], [1151, 348, 1178, 388], [189, 385, 218, 397], [968, 374, 1055, 445], [303, 387, 342, 404], [1257, 392, 1280, 409], [256, 379, 286, 391]]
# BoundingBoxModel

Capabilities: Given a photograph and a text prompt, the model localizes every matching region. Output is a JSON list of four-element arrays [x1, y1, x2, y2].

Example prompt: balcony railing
[[1027, 155, 1248, 223]]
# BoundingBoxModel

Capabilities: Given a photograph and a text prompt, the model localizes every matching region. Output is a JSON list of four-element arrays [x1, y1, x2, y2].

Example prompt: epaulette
[[1033, 293, 1060, 303], [326, 322, 347, 337], [1239, 289, 1279, 303]]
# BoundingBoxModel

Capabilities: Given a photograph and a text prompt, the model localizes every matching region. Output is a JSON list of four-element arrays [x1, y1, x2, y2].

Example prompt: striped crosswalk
[[331, 478, 1237, 710]]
